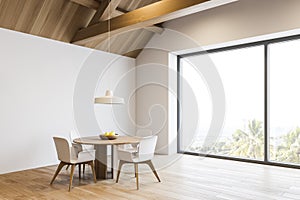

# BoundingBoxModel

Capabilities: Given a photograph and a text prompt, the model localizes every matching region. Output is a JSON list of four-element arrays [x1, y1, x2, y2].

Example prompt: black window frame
[[177, 34, 300, 169]]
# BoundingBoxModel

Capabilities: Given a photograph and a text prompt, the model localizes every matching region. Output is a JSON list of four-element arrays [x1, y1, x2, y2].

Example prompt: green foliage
[[190, 119, 300, 164], [274, 127, 300, 163], [226, 119, 264, 159]]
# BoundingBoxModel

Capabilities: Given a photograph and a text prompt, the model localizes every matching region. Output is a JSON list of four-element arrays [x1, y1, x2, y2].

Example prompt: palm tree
[[189, 119, 264, 158], [226, 119, 264, 159], [275, 127, 300, 163]]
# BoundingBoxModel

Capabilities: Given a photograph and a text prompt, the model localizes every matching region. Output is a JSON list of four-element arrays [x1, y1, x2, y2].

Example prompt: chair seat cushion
[[71, 150, 95, 164]]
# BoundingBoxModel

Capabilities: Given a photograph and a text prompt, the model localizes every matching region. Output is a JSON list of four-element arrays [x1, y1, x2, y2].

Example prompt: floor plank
[[1, 154, 300, 199]]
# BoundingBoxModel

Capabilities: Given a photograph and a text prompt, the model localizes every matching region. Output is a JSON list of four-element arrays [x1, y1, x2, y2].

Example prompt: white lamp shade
[[95, 90, 124, 104]]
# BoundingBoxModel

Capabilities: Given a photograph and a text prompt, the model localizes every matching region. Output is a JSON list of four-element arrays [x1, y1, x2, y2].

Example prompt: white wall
[[135, 50, 169, 154], [0, 28, 135, 174], [136, 30, 200, 154], [164, 0, 300, 46], [136, 0, 300, 155]]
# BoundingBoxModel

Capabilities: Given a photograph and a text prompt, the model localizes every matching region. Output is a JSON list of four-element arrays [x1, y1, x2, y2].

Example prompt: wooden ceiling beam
[[88, 0, 121, 26], [72, 0, 210, 45], [114, 7, 164, 34], [69, 0, 100, 10]]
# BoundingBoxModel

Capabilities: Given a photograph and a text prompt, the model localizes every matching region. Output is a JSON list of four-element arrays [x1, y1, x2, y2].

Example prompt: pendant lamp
[[95, 90, 124, 104]]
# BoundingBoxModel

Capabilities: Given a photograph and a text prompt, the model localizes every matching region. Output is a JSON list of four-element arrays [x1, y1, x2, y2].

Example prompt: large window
[[178, 36, 300, 168], [270, 39, 300, 165]]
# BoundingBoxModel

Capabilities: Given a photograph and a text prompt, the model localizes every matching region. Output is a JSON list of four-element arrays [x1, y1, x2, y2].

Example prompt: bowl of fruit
[[100, 131, 119, 140]]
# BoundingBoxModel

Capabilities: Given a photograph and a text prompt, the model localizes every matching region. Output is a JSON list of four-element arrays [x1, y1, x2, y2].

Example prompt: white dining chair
[[116, 135, 161, 189], [50, 137, 97, 191]]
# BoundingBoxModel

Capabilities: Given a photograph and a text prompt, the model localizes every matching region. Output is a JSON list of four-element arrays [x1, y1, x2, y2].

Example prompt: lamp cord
[[108, 0, 111, 53]]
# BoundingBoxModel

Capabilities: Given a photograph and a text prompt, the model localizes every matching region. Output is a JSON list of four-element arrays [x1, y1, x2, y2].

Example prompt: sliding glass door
[[178, 35, 300, 167], [180, 46, 264, 160]]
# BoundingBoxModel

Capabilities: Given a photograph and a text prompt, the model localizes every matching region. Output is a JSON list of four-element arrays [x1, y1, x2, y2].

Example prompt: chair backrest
[[138, 135, 158, 157], [53, 137, 71, 163]]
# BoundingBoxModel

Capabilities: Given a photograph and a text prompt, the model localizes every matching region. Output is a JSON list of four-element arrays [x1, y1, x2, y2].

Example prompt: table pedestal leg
[[94, 144, 114, 179], [95, 145, 108, 179]]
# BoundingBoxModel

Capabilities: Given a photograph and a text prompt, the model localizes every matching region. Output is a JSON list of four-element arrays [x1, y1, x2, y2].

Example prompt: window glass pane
[[181, 46, 264, 160], [270, 39, 300, 165], [180, 59, 212, 151]]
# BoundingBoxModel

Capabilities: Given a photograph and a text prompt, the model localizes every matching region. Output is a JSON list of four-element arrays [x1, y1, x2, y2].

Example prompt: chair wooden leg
[[83, 164, 85, 174], [50, 162, 66, 184], [116, 160, 125, 183], [134, 163, 139, 190], [78, 164, 81, 180], [66, 165, 70, 170], [89, 161, 97, 183], [134, 165, 136, 177], [146, 160, 161, 182], [69, 165, 75, 192]]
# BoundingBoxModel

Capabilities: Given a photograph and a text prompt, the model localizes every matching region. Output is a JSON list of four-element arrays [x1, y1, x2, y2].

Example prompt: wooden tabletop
[[73, 136, 140, 145]]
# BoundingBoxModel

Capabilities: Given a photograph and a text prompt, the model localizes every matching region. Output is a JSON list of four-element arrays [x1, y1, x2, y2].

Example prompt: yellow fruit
[[109, 131, 115, 136]]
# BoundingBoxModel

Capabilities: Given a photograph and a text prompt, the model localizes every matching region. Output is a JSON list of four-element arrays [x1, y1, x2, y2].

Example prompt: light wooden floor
[[1, 154, 300, 200]]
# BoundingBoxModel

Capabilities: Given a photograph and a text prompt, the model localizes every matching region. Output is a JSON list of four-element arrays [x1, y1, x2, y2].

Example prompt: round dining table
[[73, 136, 140, 180]]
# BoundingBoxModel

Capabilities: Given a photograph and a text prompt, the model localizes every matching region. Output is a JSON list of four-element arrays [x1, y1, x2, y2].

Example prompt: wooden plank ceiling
[[0, 0, 210, 58]]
